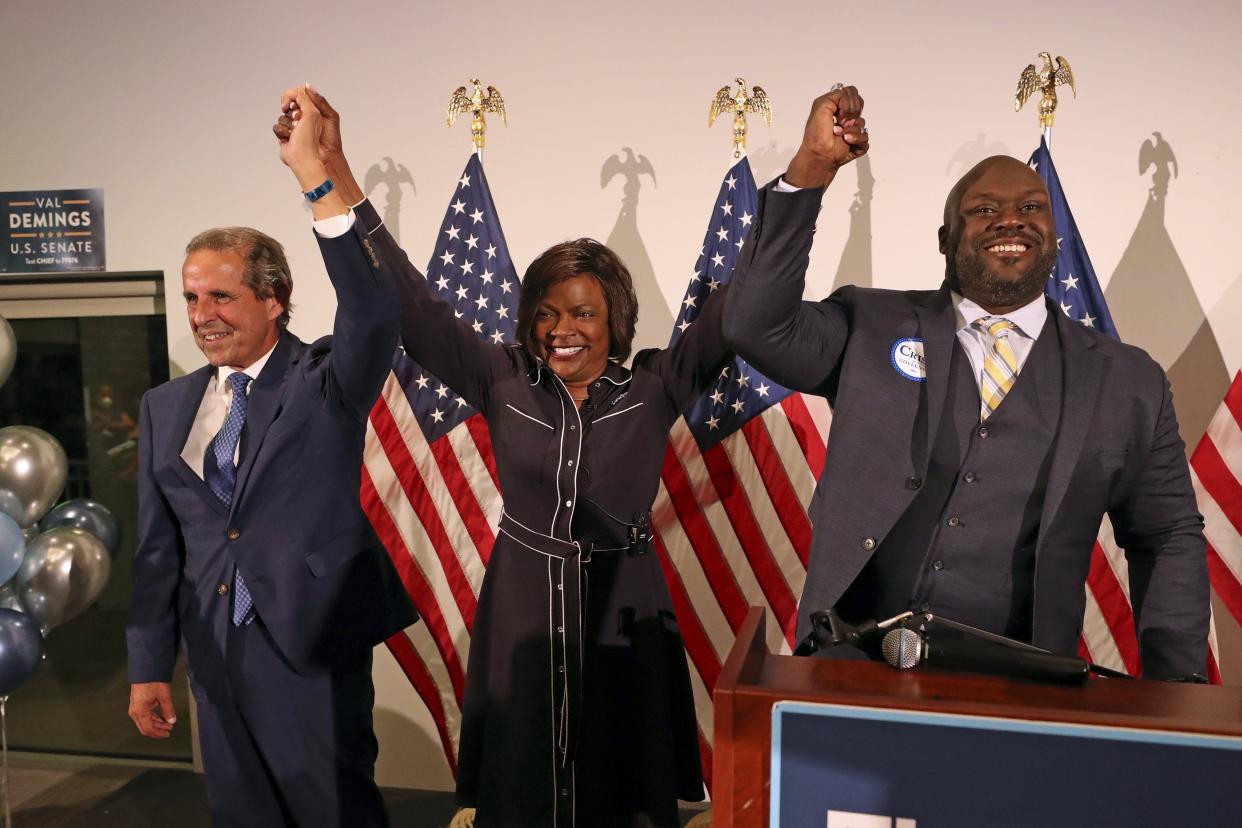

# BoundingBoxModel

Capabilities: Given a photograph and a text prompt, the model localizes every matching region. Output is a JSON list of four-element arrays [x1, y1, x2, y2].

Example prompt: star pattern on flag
[[394, 154, 519, 440], [670, 158, 791, 449], [1029, 138, 1118, 338]]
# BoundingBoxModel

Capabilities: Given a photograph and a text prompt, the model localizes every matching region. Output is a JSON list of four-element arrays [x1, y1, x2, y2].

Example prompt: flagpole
[[1043, 125, 1053, 152]]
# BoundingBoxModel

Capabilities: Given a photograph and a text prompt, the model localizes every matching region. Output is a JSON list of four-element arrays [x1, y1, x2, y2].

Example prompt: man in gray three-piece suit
[[126, 87, 416, 826], [724, 86, 1209, 679]]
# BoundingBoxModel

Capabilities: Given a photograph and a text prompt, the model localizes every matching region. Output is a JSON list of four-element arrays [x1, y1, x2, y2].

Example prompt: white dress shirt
[[181, 344, 278, 478]]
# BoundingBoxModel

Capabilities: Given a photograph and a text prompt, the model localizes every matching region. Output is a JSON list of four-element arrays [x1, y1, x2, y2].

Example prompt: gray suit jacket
[[724, 182, 1209, 679]]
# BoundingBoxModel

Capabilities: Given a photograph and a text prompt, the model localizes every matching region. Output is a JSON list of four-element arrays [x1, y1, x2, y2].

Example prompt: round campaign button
[[890, 337, 926, 382]]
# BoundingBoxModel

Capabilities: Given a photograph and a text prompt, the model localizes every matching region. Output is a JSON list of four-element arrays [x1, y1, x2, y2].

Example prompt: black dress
[[359, 199, 729, 827]]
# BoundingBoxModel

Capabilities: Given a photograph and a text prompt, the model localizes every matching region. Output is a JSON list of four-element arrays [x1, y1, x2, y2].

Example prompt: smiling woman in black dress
[[277, 93, 729, 828]]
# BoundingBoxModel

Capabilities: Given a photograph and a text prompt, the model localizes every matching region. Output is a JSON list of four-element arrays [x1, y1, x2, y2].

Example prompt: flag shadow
[[1103, 132, 1230, 451]]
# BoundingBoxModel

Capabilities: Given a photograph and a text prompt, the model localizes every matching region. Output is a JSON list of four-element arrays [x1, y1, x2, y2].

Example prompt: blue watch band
[[304, 178, 335, 202]]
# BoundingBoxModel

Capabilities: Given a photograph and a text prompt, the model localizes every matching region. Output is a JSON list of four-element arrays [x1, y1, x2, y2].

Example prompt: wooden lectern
[[711, 607, 1242, 827]]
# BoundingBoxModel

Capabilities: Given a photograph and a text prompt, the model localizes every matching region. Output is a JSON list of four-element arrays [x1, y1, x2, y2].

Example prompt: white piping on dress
[[505, 403, 554, 430], [592, 402, 645, 423]]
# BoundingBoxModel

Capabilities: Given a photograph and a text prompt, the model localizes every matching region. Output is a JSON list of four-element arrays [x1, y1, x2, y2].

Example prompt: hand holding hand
[[785, 85, 870, 189], [277, 85, 330, 191], [129, 681, 176, 739], [274, 85, 343, 167]]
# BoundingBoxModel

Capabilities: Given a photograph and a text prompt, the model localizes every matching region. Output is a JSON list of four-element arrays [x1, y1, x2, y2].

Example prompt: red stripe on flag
[[1207, 545, 1242, 626], [1207, 646, 1223, 685], [1223, 372, 1242, 426], [370, 398, 479, 627], [700, 442, 798, 639], [465, 412, 501, 494], [781, 394, 826, 479], [659, 445, 750, 633], [361, 465, 468, 700], [1191, 436, 1242, 539], [653, 535, 723, 692], [428, 432, 495, 572], [1085, 542, 1142, 677], [741, 416, 813, 568], [385, 630, 458, 774]]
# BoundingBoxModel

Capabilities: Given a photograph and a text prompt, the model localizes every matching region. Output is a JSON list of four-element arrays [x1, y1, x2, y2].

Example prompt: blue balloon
[[40, 499, 121, 556], [0, 608, 42, 695], [0, 514, 23, 585]]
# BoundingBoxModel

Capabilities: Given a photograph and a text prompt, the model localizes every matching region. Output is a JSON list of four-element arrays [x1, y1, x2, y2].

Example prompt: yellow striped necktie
[[974, 316, 1019, 420]]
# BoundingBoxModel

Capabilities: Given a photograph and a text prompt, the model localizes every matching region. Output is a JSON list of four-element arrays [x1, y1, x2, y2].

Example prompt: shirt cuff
[[774, 177, 802, 193], [312, 209, 356, 238]]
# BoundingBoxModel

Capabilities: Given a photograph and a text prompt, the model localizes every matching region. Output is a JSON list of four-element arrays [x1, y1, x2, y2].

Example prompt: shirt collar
[[213, 340, 278, 394], [952, 291, 1048, 340]]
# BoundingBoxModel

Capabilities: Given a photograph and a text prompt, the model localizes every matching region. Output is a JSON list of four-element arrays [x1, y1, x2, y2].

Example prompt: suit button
[[906, 475, 922, 490], [963, 471, 976, 483], [978, 425, 990, 438], [862, 537, 876, 551], [217, 583, 229, 595], [932, 560, 944, 571], [227, 529, 241, 540], [946, 516, 961, 527]]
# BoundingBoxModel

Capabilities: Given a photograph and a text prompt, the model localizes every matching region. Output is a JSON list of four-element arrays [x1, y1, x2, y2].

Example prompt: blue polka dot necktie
[[204, 371, 255, 626]]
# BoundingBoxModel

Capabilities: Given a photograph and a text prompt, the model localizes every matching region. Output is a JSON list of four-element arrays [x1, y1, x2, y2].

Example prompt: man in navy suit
[[126, 86, 416, 825], [725, 86, 1209, 679]]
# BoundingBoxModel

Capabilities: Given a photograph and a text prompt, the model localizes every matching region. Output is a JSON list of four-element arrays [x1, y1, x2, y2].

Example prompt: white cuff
[[312, 209, 356, 238], [774, 177, 802, 193]]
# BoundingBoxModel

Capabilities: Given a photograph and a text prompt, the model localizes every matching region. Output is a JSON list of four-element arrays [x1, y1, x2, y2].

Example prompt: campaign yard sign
[[3, 188, 105, 273]]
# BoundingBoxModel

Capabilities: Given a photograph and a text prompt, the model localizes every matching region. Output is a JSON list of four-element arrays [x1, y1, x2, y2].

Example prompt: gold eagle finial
[[1015, 52, 1075, 129], [709, 77, 772, 158], [446, 78, 507, 151]]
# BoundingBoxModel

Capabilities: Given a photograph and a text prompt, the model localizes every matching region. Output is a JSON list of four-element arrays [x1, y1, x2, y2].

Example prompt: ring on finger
[[829, 82, 844, 92]]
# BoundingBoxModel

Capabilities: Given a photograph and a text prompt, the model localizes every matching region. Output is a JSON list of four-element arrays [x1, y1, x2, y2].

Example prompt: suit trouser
[[194, 616, 388, 827]]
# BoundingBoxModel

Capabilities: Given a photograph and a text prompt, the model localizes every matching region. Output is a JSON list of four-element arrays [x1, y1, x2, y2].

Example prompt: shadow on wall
[[1104, 132, 1230, 452], [599, 148, 669, 357], [748, 140, 795, 188], [830, 155, 876, 293], [364, 157, 417, 245], [374, 705, 455, 792], [945, 133, 1010, 178]]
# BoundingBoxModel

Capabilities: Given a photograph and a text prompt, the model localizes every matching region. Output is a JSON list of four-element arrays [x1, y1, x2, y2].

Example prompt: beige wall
[[4, 0, 1239, 791]]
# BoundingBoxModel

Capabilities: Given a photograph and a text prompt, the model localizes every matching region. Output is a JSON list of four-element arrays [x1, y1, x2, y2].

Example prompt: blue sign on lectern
[[771, 701, 1242, 827]]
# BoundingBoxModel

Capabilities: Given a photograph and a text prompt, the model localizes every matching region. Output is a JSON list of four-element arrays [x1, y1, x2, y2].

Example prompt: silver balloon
[[16, 527, 110, 632], [0, 514, 24, 585], [0, 582, 24, 612], [0, 609, 42, 695], [41, 499, 121, 556], [0, 315, 14, 388], [0, 489, 24, 526], [0, 426, 68, 528]]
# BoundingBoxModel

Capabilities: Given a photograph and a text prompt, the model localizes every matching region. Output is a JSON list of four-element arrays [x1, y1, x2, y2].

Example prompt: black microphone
[[882, 626, 1090, 685]]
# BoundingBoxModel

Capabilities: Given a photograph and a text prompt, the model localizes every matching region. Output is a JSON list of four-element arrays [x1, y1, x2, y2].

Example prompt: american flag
[[1030, 138, 1225, 682], [651, 158, 828, 786], [361, 154, 518, 771], [1191, 372, 1242, 642]]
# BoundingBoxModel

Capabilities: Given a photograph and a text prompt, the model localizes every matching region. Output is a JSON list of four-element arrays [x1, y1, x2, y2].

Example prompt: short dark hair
[[185, 227, 294, 328], [517, 239, 638, 362]]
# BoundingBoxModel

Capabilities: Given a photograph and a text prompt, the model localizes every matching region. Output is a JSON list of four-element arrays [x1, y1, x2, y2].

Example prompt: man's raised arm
[[723, 86, 870, 394]]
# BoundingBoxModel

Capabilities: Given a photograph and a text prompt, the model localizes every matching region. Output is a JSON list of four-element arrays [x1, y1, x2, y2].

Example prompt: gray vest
[[838, 317, 1063, 641]]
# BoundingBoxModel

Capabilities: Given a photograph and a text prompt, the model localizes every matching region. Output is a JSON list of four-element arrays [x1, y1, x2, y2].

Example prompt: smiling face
[[183, 248, 283, 370], [530, 273, 611, 391], [939, 156, 1058, 313]]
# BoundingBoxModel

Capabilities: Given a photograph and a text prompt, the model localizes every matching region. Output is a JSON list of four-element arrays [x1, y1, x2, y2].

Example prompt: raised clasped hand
[[785, 85, 870, 189]]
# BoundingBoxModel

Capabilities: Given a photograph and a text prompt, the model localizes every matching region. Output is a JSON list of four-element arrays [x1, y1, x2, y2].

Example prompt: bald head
[[942, 156, 1046, 229], [938, 155, 1057, 313]]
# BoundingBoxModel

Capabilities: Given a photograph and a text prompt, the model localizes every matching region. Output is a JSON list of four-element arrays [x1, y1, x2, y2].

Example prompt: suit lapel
[[230, 331, 298, 514], [913, 286, 958, 474], [167, 366, 230, 518], [1038, 304, 1106, 532]]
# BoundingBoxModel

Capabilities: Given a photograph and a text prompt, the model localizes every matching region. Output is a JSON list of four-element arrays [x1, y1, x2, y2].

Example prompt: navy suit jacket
[[127, 221, 417, 700], [724, 182, 1209, 679]]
